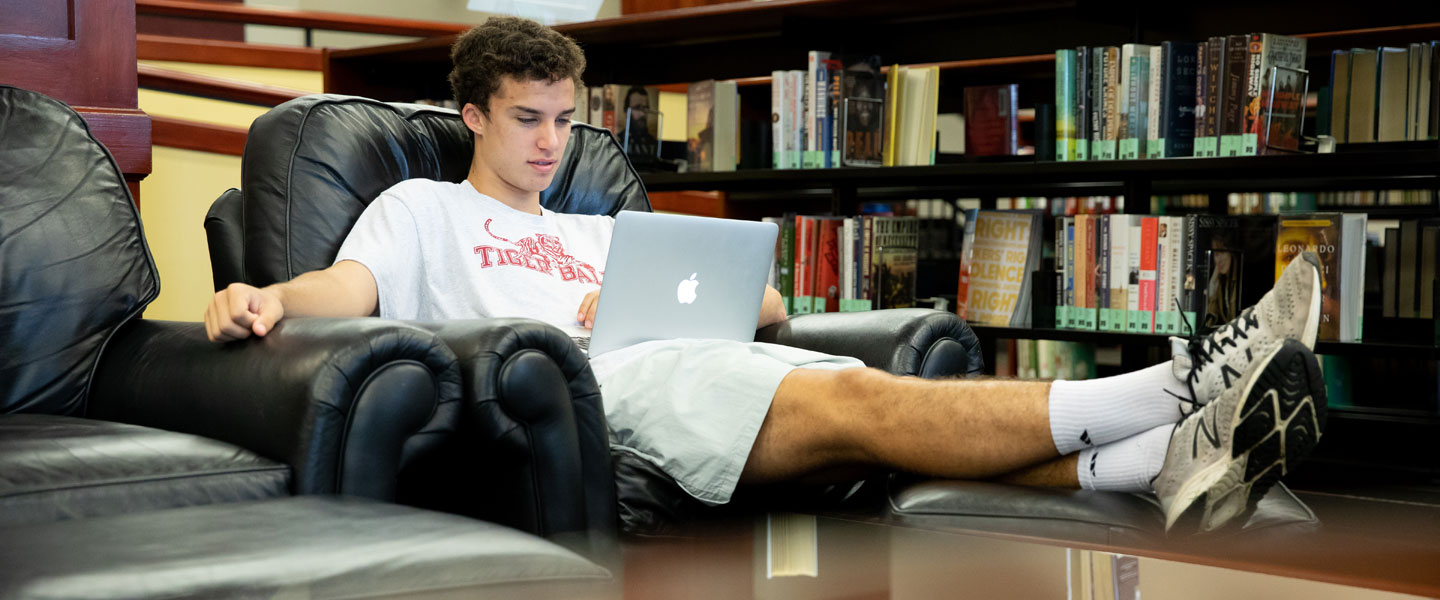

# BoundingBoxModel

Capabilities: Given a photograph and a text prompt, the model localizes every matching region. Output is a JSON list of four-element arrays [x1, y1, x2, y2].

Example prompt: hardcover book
[[841, 55, 885, 167], [1219, 34, 1251, 157], [1159, 41, 1199, 158], [1109, 215, 1140, 333], [1076, 46, 1092, 160], [964, 84, 1020, 156], [1118, 43, 1154, 159], [686, 79, 737, 172], [1056, 49, 1077, 161], [1096, 215, 1112, 330], [964, 211, 1043, 327], [1098, 46, 1121, 160], [1347, 48, 1378, 143], [1145, 45, 1164, 159], [872, 217, 920, 310], [1330, 50, 1351, 143], [1276, 213, 1367, 341], [1377, 46, 1410, 142], [957, 209, 980, 319], [1261, 65, 1306, 154], [1133, 217, 1159, 333], [618, 85, 661, 160], [1196, 36, 1227, 157]]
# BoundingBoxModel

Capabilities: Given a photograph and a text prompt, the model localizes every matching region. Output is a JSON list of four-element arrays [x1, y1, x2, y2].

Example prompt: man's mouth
[[529, 159, 556, 168]]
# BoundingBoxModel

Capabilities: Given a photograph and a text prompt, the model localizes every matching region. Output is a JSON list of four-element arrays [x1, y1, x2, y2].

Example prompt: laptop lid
[[586, 211, 779, 357]]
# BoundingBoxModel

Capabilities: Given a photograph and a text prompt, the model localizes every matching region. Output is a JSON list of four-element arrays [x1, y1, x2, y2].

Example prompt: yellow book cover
[[964, 211, 1042, 326], [883, 64, 904, 166]]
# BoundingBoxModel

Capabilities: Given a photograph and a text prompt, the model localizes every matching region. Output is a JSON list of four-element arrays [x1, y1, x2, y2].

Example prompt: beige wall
[[243, 0, 622, 49], [137, 63, 324, 321]]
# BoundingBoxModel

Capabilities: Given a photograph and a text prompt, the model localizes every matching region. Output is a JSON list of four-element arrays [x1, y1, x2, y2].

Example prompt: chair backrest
[[229, 94, 650, 288], [0, 86, 159, 416]]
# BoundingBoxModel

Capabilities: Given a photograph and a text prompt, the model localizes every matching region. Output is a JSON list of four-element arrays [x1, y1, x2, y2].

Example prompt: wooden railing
[[138, 64, 309, 106], [151, 116, 248, 156], [138, 34, 324, 70], [136, 0, 468, 38]]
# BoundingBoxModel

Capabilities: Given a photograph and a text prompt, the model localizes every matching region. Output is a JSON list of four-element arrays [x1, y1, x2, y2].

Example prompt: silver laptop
[[583, 211, 779, 357]]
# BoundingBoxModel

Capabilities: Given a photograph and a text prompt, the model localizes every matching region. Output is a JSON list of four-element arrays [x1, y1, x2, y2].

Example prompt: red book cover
[[963, 84, 1019, 156], [1075, 215, 1090, 320], [1139, 217, 1159, 332], [816, 218, 842, 312]]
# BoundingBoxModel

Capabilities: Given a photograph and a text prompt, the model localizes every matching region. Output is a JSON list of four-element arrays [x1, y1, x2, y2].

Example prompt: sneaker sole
[[1167, 339, 1326, 534]]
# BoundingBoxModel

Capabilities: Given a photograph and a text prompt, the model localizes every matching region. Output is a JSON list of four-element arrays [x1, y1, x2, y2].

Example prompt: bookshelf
[[322, 0, 1440, 482]]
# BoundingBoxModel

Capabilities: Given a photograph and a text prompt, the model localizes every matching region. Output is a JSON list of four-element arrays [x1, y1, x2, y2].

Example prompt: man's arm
[[204, 260, 378, 342], [758, 284, 787, 328]]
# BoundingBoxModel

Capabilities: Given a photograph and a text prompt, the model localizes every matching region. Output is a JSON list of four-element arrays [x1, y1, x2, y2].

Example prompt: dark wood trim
[[136, 0, 469, 37], [138, 64, 309, 106], [76, 107, 153, 180], [648, 191, 727, 218], [151, 115, 247, 156], [1297, 21, 1440, 39], [138, 34, 325, 70]]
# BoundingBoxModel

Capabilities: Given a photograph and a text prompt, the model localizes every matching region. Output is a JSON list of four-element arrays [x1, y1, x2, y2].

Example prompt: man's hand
[[576, 288, 601, 329], [205, 282, 285, 342]]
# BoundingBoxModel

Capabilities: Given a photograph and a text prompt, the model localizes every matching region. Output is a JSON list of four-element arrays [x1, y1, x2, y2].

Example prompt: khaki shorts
[[588, 339, 865, 505]]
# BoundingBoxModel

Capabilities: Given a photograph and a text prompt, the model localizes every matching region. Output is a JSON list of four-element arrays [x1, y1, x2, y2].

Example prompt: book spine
[[805, 51, 829, 169], [818, 218, 841, 313], [791, 71, 807, 170], [1161, 41, 1199, 158], [1241, 33, 1265, 155], [772, 71, 786, 169], [794, 215, 813, 314], [1121, 48, 1149, 159], [780, 215, 795, 313], [825, 58, 843, 168], [1126, 217, 1143, 332], [1065, 218, 1076, 328], [1109, 216, 1132, 332], [1055, 216, 1068, 328], [1076, 47, 1091, 160], [1056, 49, 1077, 161], [862, 215, 875, 307], [1138, 217, 1159, 333], [1090, 48, 1107, 159], [1097, 215, 1111, 330], [1146, 45, 1164, 159], [1220, 34, 1250, 156], [1193, 42, 1208, 156], [1101, 47, 1121, 160], [1182, 215, 1198, 331], [1197, 37, 1226, 156]]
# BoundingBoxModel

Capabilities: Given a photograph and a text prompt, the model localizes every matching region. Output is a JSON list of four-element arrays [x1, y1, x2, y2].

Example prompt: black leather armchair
[[204, 95, 986, 537], [0, 86, 463, 524]]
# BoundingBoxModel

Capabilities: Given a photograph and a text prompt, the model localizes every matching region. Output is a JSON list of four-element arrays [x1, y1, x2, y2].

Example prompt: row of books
[[1053, 34, 1309, 161], [992, 339, 1098, 381], [1328, 43, 1439, 143], [992, 190, 1433, 217], [1379, 219, 1440, 320], [763, 214, 920, 316], [769, 52, 940, 170], [957, 210, 1369, 342]]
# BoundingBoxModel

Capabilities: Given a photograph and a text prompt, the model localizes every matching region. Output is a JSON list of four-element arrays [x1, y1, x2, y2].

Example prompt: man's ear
[[461, 102, 486, 137]]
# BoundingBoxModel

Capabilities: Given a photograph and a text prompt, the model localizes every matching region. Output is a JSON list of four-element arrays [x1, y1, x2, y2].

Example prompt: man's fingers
[[252, 297, 283, 337], [228, 291, 259, 328]]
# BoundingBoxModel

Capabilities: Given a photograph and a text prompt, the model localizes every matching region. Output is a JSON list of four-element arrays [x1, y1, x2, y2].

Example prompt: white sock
[[1048, 361, 1191, 455], [1077, 424, 1173, 493]]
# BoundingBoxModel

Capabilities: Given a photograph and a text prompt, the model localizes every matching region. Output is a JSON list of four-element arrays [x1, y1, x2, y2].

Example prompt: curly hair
[[449, 16, 586, 114]]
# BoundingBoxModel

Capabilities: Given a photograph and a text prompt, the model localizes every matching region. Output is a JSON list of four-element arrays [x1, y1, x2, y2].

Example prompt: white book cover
[[772, 70, 787, 169], [791, 71, 807, 169], [1147, 45, 1163, 157], [806, 51, 832, 168], [714, 80, 738, 172]]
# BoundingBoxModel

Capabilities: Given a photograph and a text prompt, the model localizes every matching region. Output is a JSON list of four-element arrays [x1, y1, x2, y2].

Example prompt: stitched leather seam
[[0, 465, 288, 499], [916, 336, 959, 376]]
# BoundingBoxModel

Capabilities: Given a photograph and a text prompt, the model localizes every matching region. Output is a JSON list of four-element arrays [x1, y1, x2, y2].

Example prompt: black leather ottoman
[[0, 496, 612, 599]]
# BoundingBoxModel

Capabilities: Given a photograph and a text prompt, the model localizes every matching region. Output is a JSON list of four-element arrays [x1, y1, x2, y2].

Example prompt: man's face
[[627, 91, 649, 124], [469, 76, 576, 196]]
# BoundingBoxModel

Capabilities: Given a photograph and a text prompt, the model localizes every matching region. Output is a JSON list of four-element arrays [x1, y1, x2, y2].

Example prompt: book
[[602, 83, 621, 134], [1053, 215, 1068, 327], [587, 86, 604, 129], [872, 217, 919, 309], [1075, 214, 1092, 329], [792, 215, 815, 314], [1076, 46, 1092, 160], [1330, 50, 1351, 143], [1145, 45, 1163, 158], [686, 79, 738, 172], [779, 215, 796, 313], [1098, 46, 1121, 160], [1096, 214, 1112, 330], [1411, 43, 1432, 141], [618, 85, 661, 160], [1220, 34, 1250, 156], [1432, 41, 1440, 139], [841, 56, 885, 167], [1196, 36, 1227, 157], [772, 71, 791, 169], [1157, 216, 1186, 334], [814, 218, 843, 313], [805, 51, 837, 168], [1133, 217, 1159, 333], [897, 66, 940, 165], [1108, 215, 1140, 333], [1056, 49, 1077, 160], [765, 513, 817, 578], [1064, 217, 1076, 328], [1400, 218, 1419, 318], [1377, 46, 1410, 142], [1347, 48, 1379, 143], [1118, 43, 1154, 159], [963, 211, 1044, 327], [1260, 65, 1306, 154], [964, 84, 1020, 156], [1243, 34, 1307, 155], [1276, 213, 1367, 341], [883, 64, 903, 166], [956, 208, 981, 319], [1158, 41, 1199, 158]]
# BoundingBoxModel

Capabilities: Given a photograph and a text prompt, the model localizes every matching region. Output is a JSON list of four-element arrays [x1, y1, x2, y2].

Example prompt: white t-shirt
[[334, 178, 614, 333]]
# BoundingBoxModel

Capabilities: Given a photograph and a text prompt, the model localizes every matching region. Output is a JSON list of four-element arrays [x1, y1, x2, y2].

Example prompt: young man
[[204, 17, 1327, 534]]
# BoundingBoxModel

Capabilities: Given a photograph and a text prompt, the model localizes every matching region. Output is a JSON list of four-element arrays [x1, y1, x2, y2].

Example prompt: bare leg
[[740, 367, 1058, 485], [993, 454, 1080, 488]]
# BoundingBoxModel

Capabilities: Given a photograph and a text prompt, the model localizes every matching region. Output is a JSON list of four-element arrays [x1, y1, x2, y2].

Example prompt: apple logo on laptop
[[676, 273, 699, 304]]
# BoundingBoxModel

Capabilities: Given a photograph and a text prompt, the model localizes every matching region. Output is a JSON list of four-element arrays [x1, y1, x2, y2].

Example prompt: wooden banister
[[138, 34, 325, 70], [151, 116, 247, 156], [136, 0, 469, 37], [138, 64, 309, 106]]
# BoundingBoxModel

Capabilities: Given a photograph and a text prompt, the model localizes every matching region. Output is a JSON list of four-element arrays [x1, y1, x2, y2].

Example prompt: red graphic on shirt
[[473, 219, 603, 284]]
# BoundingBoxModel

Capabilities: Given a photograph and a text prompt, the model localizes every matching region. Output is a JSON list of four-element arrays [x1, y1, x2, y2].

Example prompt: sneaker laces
[[1173, 303, 1263, 415]]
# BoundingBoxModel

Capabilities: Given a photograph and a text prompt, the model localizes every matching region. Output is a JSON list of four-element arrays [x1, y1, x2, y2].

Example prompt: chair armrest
[[407, 318, 617, 558], [86, 318, 461, 502], [755, 308, 985, 378]]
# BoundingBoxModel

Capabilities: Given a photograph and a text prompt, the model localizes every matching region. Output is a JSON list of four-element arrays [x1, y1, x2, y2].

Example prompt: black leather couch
[[0, 85, 612, 598], [203, 94, 1318, 546]]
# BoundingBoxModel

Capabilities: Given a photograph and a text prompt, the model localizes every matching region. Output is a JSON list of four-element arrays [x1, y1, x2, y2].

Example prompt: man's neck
[[465, 174, 542, 216]]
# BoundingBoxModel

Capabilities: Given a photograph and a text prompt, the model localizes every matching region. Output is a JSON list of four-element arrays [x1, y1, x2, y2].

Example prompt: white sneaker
[[1171, 251, 1323, 412], [1152, 338, 1326, 534]]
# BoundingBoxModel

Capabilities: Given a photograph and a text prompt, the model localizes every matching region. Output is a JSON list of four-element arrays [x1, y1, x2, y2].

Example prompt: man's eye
[[557, 118, 572, 126], [518, 118, 538, 125]]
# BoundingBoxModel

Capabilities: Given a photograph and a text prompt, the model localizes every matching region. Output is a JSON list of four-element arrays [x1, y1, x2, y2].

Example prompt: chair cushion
[[0, 414, 289, 526], [0, 86, 158, 416], [239, 94, 649, 287], [0, 495, 612, 600], [884, 477, 1319, 545]]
